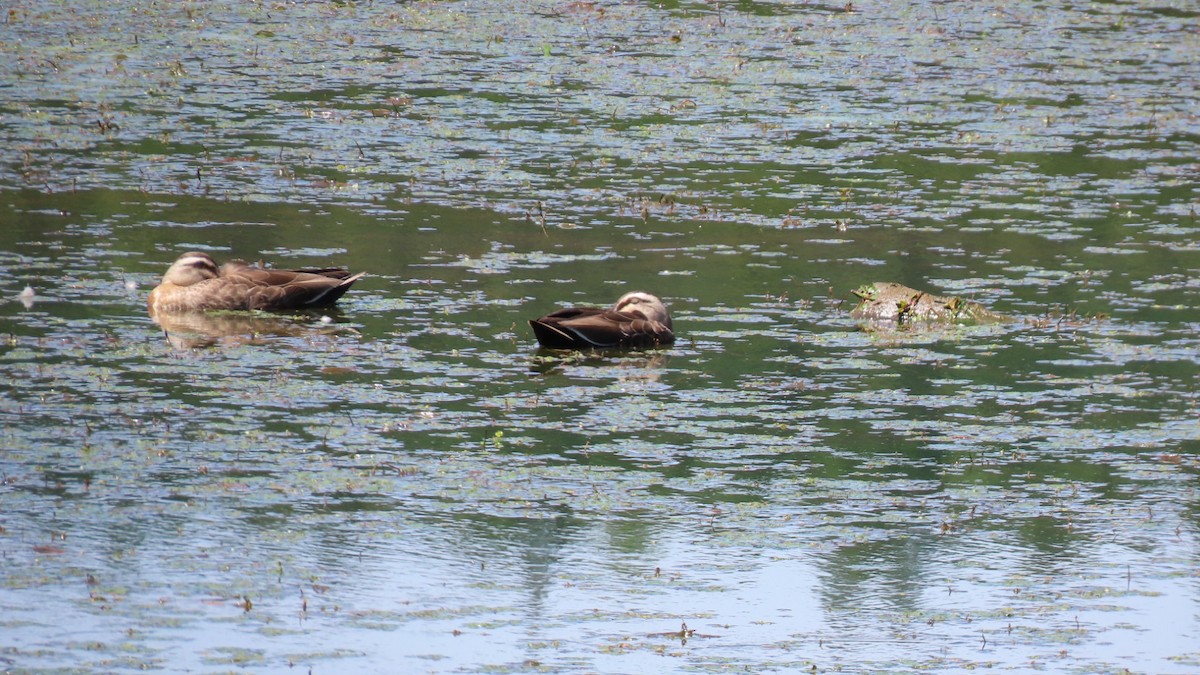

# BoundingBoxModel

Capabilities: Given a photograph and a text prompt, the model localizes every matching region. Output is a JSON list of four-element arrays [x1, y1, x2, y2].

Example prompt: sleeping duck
[[529, 291, 674, 350], [148, 251, 365, 315]]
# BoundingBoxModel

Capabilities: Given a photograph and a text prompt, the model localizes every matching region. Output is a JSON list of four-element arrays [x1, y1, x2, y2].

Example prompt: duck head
[[161, 252, 221, 287], [614, 291, 672, 328]]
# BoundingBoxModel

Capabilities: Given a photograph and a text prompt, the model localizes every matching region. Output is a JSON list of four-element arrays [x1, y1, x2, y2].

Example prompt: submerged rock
[[849, 282, 1008, 326]]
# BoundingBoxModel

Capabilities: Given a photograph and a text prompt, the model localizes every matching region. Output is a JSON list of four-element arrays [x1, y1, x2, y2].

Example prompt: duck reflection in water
[[148, 251, 366, 349], [528, 291, 674, 350], [151, 309, 358, 350]]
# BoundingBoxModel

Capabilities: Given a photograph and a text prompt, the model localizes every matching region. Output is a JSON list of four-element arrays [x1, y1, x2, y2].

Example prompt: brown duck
[[529, 291, 674, 350], [148, 251, 365, 314]]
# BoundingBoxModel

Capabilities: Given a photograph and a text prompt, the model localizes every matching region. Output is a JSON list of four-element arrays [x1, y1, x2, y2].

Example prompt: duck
[[529, 291, 674, 350], [148, 251, 365, 315]]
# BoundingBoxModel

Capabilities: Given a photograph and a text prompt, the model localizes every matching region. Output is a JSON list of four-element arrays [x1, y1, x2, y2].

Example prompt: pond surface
[[2, 1, 1199, 673]]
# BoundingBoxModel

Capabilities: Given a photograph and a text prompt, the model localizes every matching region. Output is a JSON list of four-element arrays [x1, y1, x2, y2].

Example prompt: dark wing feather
[[536, 307, 600, 321], [529, 307, 607, 349], [292, 267, 357, 280], [302, 272, 365, 306]]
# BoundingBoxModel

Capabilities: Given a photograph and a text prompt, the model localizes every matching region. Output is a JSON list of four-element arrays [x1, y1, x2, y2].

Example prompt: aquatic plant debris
[[850, 281, 1009, 325]]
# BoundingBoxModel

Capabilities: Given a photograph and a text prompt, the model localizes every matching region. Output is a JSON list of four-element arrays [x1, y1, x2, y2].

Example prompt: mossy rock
[[849, 282, 1008, 326]]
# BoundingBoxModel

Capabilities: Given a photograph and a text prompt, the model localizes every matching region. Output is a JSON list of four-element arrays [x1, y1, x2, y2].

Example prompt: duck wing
[[218, 263, 365, 310], [529, 308, 605, 349], [244, 272, 365, 310]]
